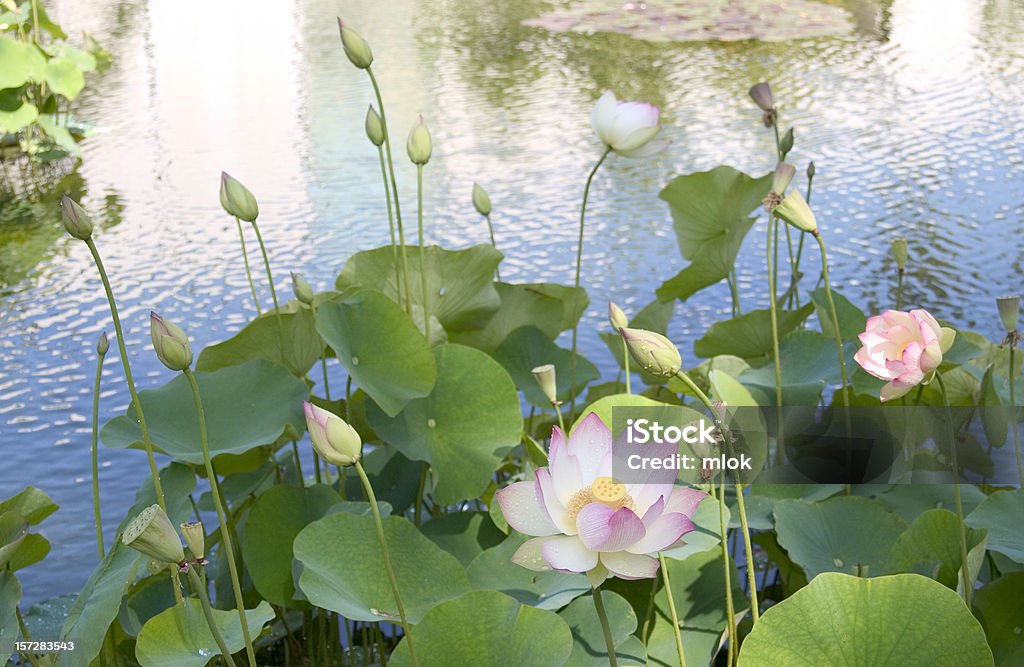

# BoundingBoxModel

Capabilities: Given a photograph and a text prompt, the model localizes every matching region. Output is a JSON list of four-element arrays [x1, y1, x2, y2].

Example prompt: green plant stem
[[85, 239, 166, 511], [182, 368, 257, 667], [658, 552, 687, 667], [291, 439, 305, 483], [640, 575, 658, 643], [1011, 344, 1024, 485], [91, 347, 107, 559], [591, 585, 618, 667], [484, 214, 501, 281], [376, 144, 405, 310], [249, 220, 285, 363], [185, 567, 239, 667], [569, 147, 612, 421], [675, 371, 760, 623], [553, 401, 566, 434], [621, 336, 632, 394], [715, 481, 736, 666], [765, 216, 785, 461], [813, 233, 851, 406], [417, 165, 431, 344], [896, 270, 905, 310], [935, 372, 972, 608], [367, 67, 413, 315], [728, 268, 741, 317], [354, 460, 418, 666], [234, 217, 262, 314]]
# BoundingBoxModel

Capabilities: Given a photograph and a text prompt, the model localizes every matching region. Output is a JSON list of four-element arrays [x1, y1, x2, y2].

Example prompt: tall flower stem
[[658, 552, 687, 667], [484, 214, 501, 282], [183, 368, 257, 667], [91, 343, 107, 559], [896, 269, 905, 310], [813, 233, 851, 406], [185, 567, 239, 667], [249, 221, 285, 362], [569, 147, 612, 420], [1010, 344, 1024, 485], [234, 217, 262, 314], [367, 67, 413, 315], [417, 165, 431, 344], [765, 215, 785, 461], [675, 371, 760, 623], [935, 372, 972, 607], [377, 144, 406, 310], [85, 239, 166, 511], [621, 337, 632, 394], [591, 585, 618, 667], [715, 480, 737, 666], [728, 268, 741, 318], [354, 461, 419, 667]]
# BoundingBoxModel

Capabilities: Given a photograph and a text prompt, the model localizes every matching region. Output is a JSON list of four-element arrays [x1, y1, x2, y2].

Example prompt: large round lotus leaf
[[890, 508, 988, 591], [315, 290, 436, 417], [966, 489, 1024, 563], [466, 535, 589, 611], [100, 359, 308, 464], [135, 599, 273, 667], [492, 326, 600, 407], [197, 308, 324, 378], [559, 590, 645, 667], [973, 573, 1024, 666], [293, 512, 470, 624], [0, 487, 58, 526], [0, 36, 45, 89], [388, 590, 573, 667], [0, 572, 20, 664], [876, 484, 987, 524], [737, 573, 994, 666], [43, 57, 84, 100], [366, 344, 521, 505], [419, 511, 505, 567], [241, 484, 341, 608], [773, 496, 907, 578], [334, 244, 502, 332]]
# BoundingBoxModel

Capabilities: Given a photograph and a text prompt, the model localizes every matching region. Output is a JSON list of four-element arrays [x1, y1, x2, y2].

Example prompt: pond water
[[2, 0, 1023, 603]]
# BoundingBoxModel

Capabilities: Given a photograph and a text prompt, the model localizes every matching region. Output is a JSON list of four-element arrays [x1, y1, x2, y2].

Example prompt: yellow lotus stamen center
[[590, 476, 627, 507]]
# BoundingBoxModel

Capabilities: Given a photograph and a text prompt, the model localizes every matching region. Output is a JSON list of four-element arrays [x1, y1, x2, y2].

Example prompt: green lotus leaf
[[135, 600, 273, 667], [560, 590, 645, 666]]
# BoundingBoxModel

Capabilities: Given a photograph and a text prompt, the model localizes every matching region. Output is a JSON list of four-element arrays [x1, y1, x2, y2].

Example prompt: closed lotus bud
[[219, 172, 259, 222], [771, 162, 796, 195], [621, 327, 682, 378], [97, 331, 110, 356], [997, 296, 1020, 333], [337, 19, 373, 70], [891, 238, 909, 272], [531, 364, 558, 405], [774, 190, 817, 234], [180, 521, 205, 560], [406, 115, 432, 166], [608, 302, 628, 331], [780, 127, 794, 158], [303, 402, 361, 466], [60, 195, 93, 241], [749, 82, 774, 111], [365, 105, 384, 147], [150, 312, 193, 371], [472, 182, 491, 217], [122, 504, 185, 565], [807, 161, 816, 179], [291, 272, 314, 305]]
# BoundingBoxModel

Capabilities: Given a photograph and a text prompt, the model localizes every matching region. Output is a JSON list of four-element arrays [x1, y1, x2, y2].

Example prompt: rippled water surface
[[2, 0, 1023, 602]]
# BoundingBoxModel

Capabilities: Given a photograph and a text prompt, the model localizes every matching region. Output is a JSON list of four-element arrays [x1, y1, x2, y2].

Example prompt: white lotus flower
[[590, 91, 669, 159]]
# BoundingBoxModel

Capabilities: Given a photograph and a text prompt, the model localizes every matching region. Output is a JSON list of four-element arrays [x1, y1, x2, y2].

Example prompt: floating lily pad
[[135, 600, 273, 667]]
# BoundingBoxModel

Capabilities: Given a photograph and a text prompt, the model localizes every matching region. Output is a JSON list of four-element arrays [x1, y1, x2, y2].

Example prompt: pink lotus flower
[[854, 309, 956, 401], [496, 413, 706, 581], [590, 91, 669, 159]]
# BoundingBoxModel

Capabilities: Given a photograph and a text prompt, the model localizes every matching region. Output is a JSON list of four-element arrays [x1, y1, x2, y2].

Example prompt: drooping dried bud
[[303, 402, 362, 466], [337, 19, 373, 70], [771, 162, 796, 195], [60, 195, 93, 241], [774, 190, 818, 234], [150, 312, 193, 372], [122, 505, 185, 565], [180, 521, 205, 560], [608, 302, 628, 331], [621, 327, 682, 378], [531, 364, 558, 405], [365, 105, 384, 147], [219, 172, 259, 222], [472, 183, 491, 217], [291, 272, 314, 306], [406, 115, 432, 166], [96, 331, 110, 356], [997, 296, 1020, 333], [890, 238, 908, 272], [749, 82, 774, 112]]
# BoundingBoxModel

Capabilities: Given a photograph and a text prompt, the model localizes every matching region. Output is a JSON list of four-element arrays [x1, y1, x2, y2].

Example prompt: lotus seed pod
[[96, 331, 110, 356], [531, 364, 558, 405], [749, 82, 774, 111], [291, 272, 314, 305], [180, 521, 205, 560], [303, 401, 362, 466], [365, 105, 384, 146], [891, 238, 909, 272], [621, 327, 683, 378], [122, 505, 185, 565], [60, 195, 93, 241], [406, 115, 432, 166], [149, 312, 193, 371], [774, 190, 818, 234], [771, 162, 796, 195], [608, 302, 628, 331], [337, 19, 373, 70], [472, 182, 491, 217], [219, 172, 259, 222], [997, 296, 1020, 333]]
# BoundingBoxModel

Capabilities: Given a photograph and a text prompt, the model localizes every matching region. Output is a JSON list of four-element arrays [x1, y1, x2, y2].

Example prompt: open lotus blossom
[[855, 308, 956, 401], [497, 413, 706, 581], [590, 91, 669, 158]]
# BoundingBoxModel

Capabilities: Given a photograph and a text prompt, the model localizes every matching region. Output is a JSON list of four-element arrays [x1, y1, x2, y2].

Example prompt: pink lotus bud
[[591, 91, 669, 159], [621, 327, 682, 378], [150, 312, 193, 372], [303, 401, 361, 466], [337, 19, 373, 69], [60, 195, 93, 240], [608, 302, 628, 331]]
